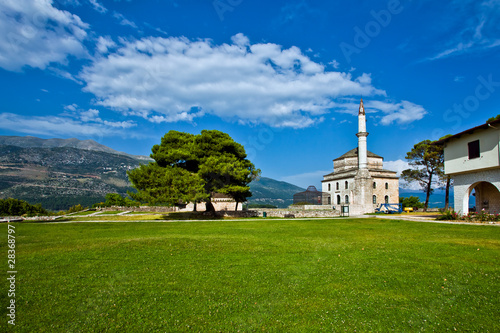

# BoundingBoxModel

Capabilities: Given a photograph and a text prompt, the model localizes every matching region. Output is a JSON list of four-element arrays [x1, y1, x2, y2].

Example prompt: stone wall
[[256, 208, 340, 218]]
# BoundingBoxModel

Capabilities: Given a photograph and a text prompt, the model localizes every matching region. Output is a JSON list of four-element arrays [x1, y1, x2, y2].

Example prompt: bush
[[93, 193, 140, 208], [247, 204, 278, 209], [0, 198, 51, 217], [399, 196, 424, 209], [67, 204, 86, 214], [437, 209, 500, 222], [436, 209, 461, 220]]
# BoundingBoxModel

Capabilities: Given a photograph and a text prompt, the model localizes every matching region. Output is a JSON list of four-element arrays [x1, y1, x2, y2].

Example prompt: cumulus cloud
[[0, 0, 89, 71], [95, 36, 117, 54], [80, 33, 386, 128], [367, 100, 427, 125]]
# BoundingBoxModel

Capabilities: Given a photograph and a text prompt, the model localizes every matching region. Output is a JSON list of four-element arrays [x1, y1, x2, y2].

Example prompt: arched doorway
[[462, 181, 500, 215]]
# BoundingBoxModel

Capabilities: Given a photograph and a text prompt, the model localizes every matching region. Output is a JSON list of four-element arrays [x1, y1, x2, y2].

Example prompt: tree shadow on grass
[[161, 211, 224, 220]]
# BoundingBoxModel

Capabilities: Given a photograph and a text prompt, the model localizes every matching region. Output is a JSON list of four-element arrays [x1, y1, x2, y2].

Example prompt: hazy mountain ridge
[[248, 177, 305, 208], [0, 144, 144, 210]]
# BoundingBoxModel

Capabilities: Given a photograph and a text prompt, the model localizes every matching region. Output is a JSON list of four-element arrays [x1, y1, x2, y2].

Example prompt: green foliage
[[436, 209, 461, 220], [67, 204, 86, 214], [0, 197, 50, 216], [437, 209, 500, 222], [402, 139, 444, 210], [291, 201, 314, 206], [399, 196, 424, 209], [128, 130, 260, 210], [94, 193, 140, 208], [128, 164, 207, 206], [486, 114, 500, 123], [246, 203, 278, 208]]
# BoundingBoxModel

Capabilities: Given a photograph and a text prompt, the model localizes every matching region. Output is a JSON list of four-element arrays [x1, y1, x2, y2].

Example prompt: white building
[[322, 99, 399, 215], [435, 118, 500, 215]]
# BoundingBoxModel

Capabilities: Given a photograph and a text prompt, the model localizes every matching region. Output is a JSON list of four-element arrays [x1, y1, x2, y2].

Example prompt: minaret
[[356, 99, 369, 169]]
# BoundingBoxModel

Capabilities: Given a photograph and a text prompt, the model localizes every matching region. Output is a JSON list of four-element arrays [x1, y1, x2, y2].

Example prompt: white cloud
[[0, 0, 89, 71], [367, 100, 427, 125], [426, 0, 500, 61], [95, 36, 116, 54], [88, 0, 107, 13], [0, 109, 136, 138], [0, 113, 119, 137], [113, 12, 138, 29], [383, 159, 410, 177], [80, 34, 386, 128], [329, 60, 340, 69]]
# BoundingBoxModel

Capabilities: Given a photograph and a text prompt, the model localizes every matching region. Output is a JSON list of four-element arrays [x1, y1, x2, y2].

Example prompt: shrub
[[0, 198, 51, 217], [436, 209, 461, 221]]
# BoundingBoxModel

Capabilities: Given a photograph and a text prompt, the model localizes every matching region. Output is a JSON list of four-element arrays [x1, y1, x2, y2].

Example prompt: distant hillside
[[0, 145, 144, 210], [0, 135, 151, 161], [248, 177, 305, 208]]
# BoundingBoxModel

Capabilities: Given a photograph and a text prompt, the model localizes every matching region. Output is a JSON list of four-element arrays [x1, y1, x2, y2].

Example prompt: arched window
[[328, 183, 331, 191], [385, 182, 389, 189], [345, 181, 348, 189], [336, 182, 339, 191], [373, 182, 377, 189], [345, 195, 349, 204], [337, 195, 341, 205], [373, 195, 377, 204], [385, 195, 389, 204]]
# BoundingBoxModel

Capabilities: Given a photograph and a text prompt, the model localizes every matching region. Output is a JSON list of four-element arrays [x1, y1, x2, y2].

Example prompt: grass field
[[1, 219, 499, 332]]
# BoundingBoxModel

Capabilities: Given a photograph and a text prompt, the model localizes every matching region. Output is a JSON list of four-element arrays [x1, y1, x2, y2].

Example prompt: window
[[336, 182, 339, 191], [385, 195, 389, 204], [345, 195, 349, 204], [373, 195, 377, 204], [345, 181, 348, 189], [385, 182, 389, 190], [373, 182, 376, 189], [328, 197, 331, 205], [328, 183, 331, 191], [468, 140, 480, 159], [337, 195, 341, 205]]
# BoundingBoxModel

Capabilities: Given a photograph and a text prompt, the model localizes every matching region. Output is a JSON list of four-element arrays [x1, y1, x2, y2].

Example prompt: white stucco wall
[[444, 127, 499, 175]]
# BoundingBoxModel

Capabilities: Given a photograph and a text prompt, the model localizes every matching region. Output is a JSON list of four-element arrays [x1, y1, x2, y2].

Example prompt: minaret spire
[[356, 98, 368, 169]]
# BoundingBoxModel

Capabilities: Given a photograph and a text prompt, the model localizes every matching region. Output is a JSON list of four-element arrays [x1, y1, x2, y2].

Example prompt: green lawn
[[1, 219, 499, 332]]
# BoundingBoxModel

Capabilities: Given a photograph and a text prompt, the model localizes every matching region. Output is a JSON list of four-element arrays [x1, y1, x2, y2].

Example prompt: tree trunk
[[235, 201, 239, 211], [424, 173, 433, 212], [444, 176, 451, 211], [205, 199, 215, 212], [193, 202, 197, 212]]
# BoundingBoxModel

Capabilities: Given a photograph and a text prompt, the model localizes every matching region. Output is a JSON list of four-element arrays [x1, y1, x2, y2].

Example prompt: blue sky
[[0, 0, 499, 189]]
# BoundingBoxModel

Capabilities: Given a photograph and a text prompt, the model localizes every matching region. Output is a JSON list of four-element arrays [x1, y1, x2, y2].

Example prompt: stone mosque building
[[322, 99, 399, 215]]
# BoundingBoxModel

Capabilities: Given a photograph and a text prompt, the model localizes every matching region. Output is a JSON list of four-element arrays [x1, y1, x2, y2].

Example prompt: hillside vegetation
[[0, 145, 143, 210]]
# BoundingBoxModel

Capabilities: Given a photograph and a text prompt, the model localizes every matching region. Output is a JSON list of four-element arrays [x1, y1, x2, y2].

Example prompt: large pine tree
[[127, 130, 260, 211]]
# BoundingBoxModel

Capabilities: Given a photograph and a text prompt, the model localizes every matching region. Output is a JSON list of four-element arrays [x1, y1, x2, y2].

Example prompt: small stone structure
[[293, 186, 330, 205]]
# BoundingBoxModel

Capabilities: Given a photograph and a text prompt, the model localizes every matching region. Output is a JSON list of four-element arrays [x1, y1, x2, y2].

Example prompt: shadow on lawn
[[161, 212, 224, 220]]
